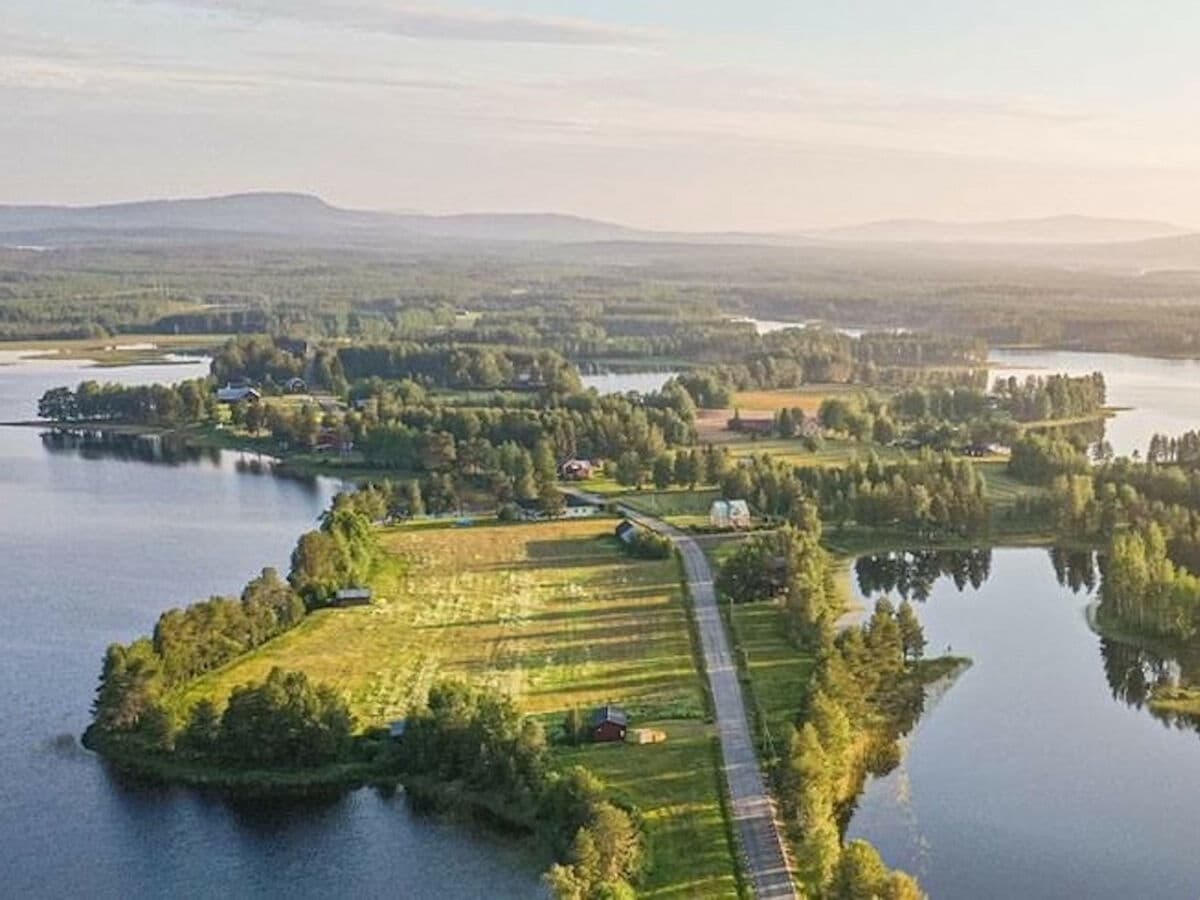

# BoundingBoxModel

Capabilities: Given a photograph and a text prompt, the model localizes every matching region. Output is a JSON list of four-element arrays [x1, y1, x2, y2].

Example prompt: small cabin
[[615, 520, 638, 544], [591, 705, 628, 743], [710, 499, 751, 530], [333, 587, 372, 607]]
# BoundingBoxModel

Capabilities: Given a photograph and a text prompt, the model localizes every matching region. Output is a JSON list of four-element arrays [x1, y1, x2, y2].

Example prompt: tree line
[[716, 515, 927, 896], [720, 451, 990, 539], [88, 489, 385, 752], [395, 680, 644, 899]]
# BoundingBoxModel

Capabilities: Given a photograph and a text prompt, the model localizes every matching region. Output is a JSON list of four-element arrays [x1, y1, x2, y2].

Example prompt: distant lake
[[0, 355, 540, 899], [989, 347, 1200, 458], [846, 548, 1200, 899]]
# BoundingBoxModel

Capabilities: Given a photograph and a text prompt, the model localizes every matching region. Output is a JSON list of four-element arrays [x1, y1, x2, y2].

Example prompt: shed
[[334, 587, 372, 607], [285, 376, 308, 394], [591, 705, 629, 743], [615, 520, 638, 544]]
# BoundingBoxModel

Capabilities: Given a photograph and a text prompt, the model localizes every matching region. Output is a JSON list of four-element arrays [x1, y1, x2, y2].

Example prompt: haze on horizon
[[6, 1, 1200, 232]]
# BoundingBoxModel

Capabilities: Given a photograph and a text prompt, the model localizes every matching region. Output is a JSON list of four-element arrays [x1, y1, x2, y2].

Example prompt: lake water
[[989, 348, 1200, 459], [0, 356, 540, 899], [846, 548, 1200, 899]]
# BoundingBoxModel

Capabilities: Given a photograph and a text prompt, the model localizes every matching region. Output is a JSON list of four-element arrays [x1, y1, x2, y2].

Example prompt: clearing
[[174, 517, 740, 897]]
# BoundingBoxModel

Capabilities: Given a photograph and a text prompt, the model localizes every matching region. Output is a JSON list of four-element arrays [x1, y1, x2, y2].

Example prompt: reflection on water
[[848, 548, 1200, 899], [854, 549, 993, 601], [38, 429, 329, 492]]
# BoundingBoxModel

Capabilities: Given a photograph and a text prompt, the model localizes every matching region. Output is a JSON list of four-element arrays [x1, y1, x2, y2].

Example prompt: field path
[[565, 489, 797, 899]]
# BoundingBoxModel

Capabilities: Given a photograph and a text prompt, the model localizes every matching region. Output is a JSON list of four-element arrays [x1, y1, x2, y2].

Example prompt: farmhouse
[[710, 499, 751, 530], [333, 587, 372, 607], [216, 384, 261, 403], [729, 416, 774, 436], [591, 705, 629, 743], [563, 493, 602, 518]]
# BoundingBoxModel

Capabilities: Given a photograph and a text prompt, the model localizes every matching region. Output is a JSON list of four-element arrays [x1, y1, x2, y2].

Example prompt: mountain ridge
[[0, 192, 1194, 248]]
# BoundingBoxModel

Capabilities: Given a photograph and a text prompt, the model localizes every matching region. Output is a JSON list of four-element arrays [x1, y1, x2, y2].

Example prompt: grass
[[719, 436, 910, 468], [172, 518, 740, 896], [618, 488, 721, 521], [725, 601, 815, 761], [731, 384, 865, 415], [555, 721, 742, 898], [0, 333, 229, 366]]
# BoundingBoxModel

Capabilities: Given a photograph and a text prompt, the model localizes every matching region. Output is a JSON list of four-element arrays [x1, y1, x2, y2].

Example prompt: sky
[[4, 1, 1200, 230]]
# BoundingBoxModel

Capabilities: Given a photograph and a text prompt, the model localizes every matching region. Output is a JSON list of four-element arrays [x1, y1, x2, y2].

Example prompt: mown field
[[0, 333, 229, 366], [174, 517, 740, 897]]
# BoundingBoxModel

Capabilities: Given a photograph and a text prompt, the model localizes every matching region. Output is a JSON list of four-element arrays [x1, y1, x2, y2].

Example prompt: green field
[[173, 518, 740, 896], [0, 333, 229, 366], [726, 601, 816, 761], [617, 488, 722, 523]]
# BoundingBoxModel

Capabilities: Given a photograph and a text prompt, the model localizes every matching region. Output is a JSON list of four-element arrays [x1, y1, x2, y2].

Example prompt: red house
[[591, 705, 629, 743]]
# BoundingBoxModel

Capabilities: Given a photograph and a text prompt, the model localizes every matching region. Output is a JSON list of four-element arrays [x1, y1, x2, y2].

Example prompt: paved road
[[573, 492, 797, 898]]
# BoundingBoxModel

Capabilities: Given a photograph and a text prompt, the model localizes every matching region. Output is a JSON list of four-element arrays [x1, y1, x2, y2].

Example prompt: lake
[[989, 347, 1200, 459], [0, 355, 540, 899], [846, 548, 1200, 899]]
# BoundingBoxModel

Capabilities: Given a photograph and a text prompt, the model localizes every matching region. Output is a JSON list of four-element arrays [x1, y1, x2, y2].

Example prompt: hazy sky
[[5, 1, 1200, 229]]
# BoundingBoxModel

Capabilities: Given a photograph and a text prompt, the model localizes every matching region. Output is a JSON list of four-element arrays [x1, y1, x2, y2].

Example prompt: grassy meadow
[[0, 333, 229, 366], [173, 517, 740, 896]]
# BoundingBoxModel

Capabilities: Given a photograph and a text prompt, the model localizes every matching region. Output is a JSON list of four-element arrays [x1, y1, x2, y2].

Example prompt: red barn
[[591, 705, 629, 743]]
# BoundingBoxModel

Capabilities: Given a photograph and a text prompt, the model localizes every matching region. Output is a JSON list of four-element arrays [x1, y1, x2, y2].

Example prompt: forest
[[8, 236, 1200, 361]]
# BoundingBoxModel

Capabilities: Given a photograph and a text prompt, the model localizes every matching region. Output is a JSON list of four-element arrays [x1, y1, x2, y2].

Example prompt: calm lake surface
[[846, 548, 1200, 899], [0, 354, 540, 899], [989, 347, 1200, 459]]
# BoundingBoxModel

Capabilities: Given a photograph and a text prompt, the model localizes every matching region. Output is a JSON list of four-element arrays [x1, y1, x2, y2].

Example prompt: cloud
[[123, 0, 651, 47]]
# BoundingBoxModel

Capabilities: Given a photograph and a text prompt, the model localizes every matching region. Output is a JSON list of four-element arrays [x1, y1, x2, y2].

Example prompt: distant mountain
[[0, 192, 651, 245], [0, 192, 392, 237], [1, 194, 1195, 258], [819, 215, 1191, 245]]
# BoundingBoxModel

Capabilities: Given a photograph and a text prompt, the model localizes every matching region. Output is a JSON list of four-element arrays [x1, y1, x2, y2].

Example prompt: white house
[[710, 499, 751, 530]]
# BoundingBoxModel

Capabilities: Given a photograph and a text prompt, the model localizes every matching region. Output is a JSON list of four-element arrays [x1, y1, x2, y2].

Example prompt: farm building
[[333, 587, 372, 607], [563, 493, 602, 518], [216, 384, 261, 403], [591, 705, 629, 743], [615, 520, 638, 544], [284, 376, 308, 393], [710, 499, 751, 530], [559, 458, 596, 480]]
